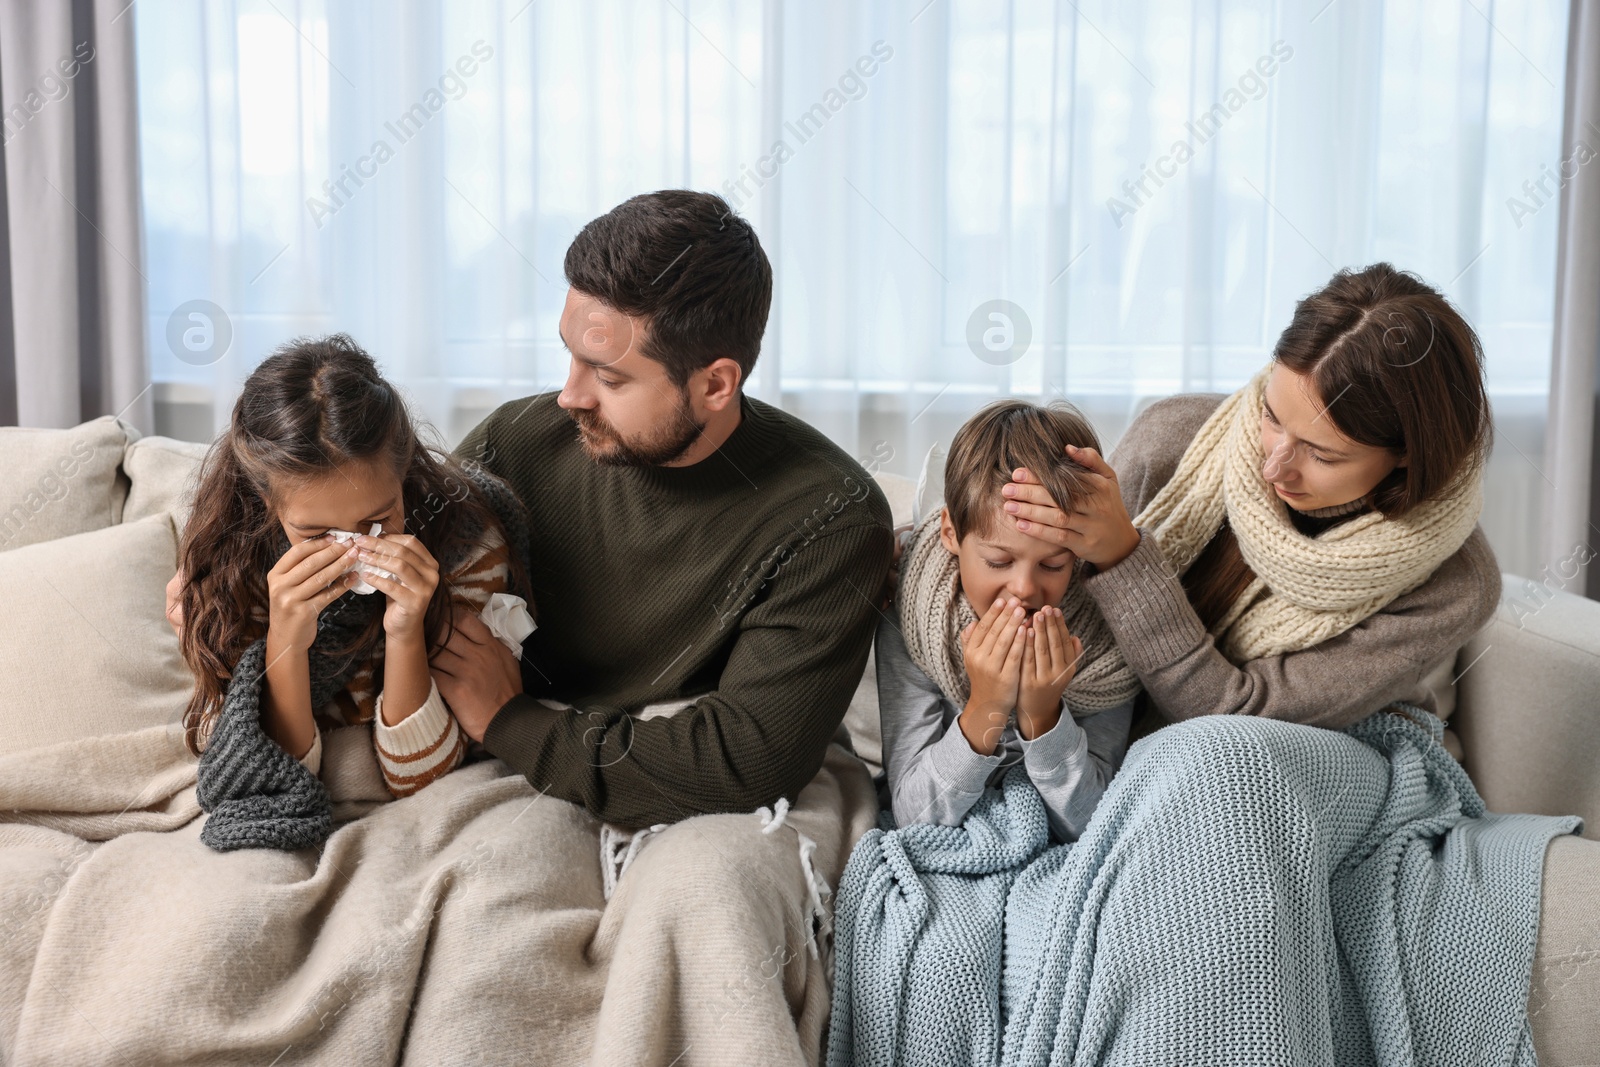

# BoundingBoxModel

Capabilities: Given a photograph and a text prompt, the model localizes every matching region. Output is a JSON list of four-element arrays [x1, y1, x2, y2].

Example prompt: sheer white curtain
[[135, 0, 1569, 578]]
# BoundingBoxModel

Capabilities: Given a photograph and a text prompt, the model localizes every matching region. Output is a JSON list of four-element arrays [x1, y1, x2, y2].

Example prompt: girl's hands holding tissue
[[267, 537, 363, 652], [958, 595, 1028, 755], [350, 531, 439, 642]]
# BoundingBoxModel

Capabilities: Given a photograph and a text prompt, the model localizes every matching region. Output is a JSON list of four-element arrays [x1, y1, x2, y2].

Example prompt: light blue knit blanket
[[826, 705, 1583, 1066]]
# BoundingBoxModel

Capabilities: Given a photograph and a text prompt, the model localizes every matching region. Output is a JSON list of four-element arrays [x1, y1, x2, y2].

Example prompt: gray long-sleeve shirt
[[874, 615, 1135, 844]]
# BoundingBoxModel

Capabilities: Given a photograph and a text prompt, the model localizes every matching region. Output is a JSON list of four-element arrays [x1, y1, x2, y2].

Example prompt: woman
[[996, 261, 1499, 739]]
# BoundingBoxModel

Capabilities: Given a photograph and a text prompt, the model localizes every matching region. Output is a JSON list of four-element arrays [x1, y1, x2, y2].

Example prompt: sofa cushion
[[1528, 834, 1600, 1061], [0, 513, 192, 755], [122, 435, 212, 531], [838, 471, 916, 778], [1454, 574, 1600, 840], [0, 415, 133, 551]]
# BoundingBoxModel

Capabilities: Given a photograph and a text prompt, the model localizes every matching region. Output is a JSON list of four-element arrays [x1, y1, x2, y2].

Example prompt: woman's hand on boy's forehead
[[997, 444, 1111, 540], [1000, 444, 1141, 570]]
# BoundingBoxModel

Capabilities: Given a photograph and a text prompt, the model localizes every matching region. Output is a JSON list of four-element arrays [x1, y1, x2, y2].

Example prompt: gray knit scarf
[[894, 510, 1141, 716], [196, 465, 533, 852]]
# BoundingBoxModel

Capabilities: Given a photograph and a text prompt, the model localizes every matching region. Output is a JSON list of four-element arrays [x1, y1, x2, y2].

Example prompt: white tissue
[[325, 523, 399, 595], [479, 592, 537, 657]]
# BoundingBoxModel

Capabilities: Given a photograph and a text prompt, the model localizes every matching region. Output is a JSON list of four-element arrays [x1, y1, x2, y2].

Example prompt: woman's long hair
[[178, 334, 527, 756], [1184, 262, 1493, 631]]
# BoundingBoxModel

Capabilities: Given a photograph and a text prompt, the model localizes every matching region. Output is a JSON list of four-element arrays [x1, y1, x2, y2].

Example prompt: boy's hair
[[563, 189, 772, 391], [943, 398, 1102, 543]]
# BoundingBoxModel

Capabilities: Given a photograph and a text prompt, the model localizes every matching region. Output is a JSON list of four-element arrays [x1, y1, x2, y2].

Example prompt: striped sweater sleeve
[[368, 521, 512, 797], [373, 678, 467, 796]]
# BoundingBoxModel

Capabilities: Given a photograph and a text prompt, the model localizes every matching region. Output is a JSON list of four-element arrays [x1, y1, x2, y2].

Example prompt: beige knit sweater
[[1081, 393, 1501, 742]]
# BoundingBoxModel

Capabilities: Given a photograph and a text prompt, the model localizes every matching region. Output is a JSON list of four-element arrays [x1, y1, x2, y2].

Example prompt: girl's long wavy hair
[[178, 334, 527, 756]]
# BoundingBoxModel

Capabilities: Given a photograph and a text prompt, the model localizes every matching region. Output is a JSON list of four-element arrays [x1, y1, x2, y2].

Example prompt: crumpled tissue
[[479, 591, 537, 657], [325, 523, 399, 595]]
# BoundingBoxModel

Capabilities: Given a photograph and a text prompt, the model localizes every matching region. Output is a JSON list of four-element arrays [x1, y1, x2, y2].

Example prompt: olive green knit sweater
[[455, 391, 895, 828]]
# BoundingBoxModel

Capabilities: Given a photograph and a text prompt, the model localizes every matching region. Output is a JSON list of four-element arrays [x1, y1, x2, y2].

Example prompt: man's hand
[[165, 570, 185, 639], [430, 612, 523, 743]]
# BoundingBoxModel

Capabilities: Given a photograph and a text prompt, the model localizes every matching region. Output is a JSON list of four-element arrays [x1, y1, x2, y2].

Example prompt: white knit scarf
[[895, 509, 1142, 715], [1132, 363, 1485, 662]]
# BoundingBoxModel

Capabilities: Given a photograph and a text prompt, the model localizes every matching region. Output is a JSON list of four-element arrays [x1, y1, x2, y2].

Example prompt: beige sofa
[[1, 416, 1597, 1063]]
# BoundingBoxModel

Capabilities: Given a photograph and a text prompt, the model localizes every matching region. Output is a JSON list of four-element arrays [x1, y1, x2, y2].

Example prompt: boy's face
[[938, 503, 1075, 620]]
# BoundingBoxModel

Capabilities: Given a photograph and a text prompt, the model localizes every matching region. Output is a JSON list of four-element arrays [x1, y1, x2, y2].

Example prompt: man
[[431, 189, 895, 829]]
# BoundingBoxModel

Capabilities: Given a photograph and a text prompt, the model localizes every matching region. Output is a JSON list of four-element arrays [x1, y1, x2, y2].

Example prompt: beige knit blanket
[[895, 509, 1142, 714], [1133, 363, 1485, 661], [0, 718, 878, 1066]]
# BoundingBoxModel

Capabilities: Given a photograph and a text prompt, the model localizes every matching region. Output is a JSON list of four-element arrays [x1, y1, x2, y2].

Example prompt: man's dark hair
[[563, 190, 773, 390]]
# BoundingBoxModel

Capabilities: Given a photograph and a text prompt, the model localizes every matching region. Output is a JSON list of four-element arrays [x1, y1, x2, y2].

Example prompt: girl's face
[[269, 459, 404, 544], [938, 504, 1075, 623], [1259, 364, 1405, 511]]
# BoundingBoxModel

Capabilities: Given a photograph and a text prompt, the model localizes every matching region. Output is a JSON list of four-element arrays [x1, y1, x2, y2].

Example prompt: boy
[[878, 399, 1142, 843]]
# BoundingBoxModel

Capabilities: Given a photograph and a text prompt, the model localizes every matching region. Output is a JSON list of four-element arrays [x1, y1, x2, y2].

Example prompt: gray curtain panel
[[1547, 0, 1600, 599], [0, 0, 147, 431]]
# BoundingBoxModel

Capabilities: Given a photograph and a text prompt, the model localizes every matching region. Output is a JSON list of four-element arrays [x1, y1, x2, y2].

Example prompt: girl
[[176, 333, 532, 852], [995, 261, 1498, 737]]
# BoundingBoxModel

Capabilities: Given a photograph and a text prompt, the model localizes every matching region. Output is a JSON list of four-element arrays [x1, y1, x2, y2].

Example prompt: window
[[136, 0, 1569, 576]]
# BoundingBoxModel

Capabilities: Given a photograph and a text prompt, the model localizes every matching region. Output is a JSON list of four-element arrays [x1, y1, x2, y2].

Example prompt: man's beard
[[569, 391, 707, 467]]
